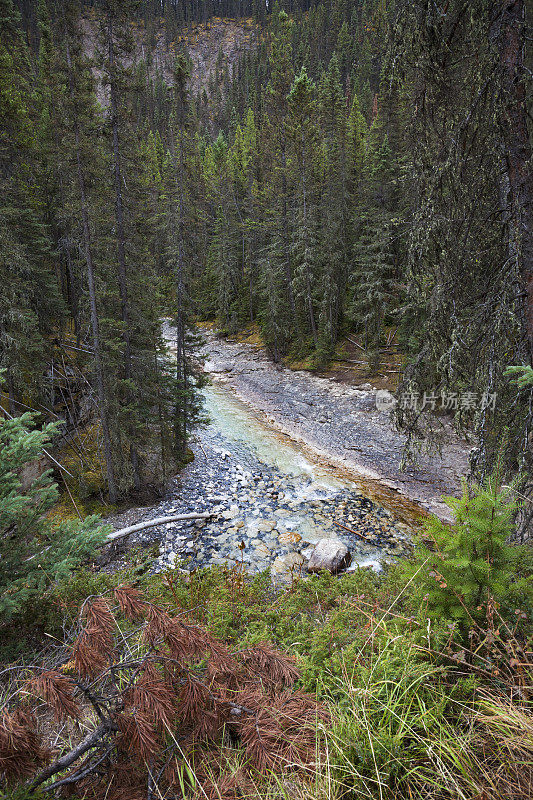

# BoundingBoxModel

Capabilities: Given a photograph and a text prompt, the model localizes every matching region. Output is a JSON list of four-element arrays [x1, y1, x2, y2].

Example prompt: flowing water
[[157, 323, 416, 575], [202, 384, 355, 491]]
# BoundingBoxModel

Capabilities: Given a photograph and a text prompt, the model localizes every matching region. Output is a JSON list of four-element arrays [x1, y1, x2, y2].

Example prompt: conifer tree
[[164, 53, 203, 458], [0, 0, 59, 414], [287, 66, 319, 347], [99, 0, 143, 490], [350, 111, 396, 366], [263, 10, 296, 327], [419, 478, 523, 631], [0, 409, 106, 625], [59, 0, 118, 501], [316, 53, 349, 361]]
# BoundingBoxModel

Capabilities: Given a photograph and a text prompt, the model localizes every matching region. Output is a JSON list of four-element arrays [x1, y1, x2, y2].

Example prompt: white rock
[[307, 538, 351, 574]]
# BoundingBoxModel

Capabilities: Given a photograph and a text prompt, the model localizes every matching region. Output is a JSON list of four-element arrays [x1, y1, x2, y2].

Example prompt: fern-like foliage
[[504, 365, 533, 389]]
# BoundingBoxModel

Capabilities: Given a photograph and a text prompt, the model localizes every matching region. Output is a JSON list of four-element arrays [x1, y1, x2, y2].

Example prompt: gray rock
[[257, 519, 276, 531], [271, 552, 305, 582], [307, 538, 351, 574]]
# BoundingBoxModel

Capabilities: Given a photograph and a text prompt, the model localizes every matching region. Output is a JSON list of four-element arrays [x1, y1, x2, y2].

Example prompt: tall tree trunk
[[493, 0, 533, 360], [169, 117, 188, 458], [493, 0, 533, 540], [65, 36, 117, 504], [106, 9, 141, 490]]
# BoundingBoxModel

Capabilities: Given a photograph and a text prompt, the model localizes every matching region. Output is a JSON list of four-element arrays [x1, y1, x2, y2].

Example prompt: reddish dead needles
[[0, 586, 329, 798]]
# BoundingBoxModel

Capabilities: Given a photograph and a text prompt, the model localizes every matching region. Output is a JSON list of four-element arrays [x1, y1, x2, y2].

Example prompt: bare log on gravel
[[106, 513, 212, 542]]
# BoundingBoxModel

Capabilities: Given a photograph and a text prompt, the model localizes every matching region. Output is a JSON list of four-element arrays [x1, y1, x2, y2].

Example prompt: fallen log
[[107, 513, 212, 542]]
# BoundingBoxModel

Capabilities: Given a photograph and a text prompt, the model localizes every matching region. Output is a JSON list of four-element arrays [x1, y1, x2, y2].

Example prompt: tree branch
[[29, 722, 115, 791], [106, 512, 212, 542]]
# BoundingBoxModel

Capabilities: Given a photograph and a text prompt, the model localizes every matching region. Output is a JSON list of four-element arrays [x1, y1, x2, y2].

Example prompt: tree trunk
[[107, 9, 141, 490], [169, 116, 188, 458], [493, 0, 533, 541], [494, 0, 533, 360], [65, 35, 117, 504]]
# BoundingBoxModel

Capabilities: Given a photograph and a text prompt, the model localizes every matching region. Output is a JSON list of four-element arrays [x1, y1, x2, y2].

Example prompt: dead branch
[[106, 513, 212, 542], [29, 722, 114, 791], [333, 520, 367, 539]]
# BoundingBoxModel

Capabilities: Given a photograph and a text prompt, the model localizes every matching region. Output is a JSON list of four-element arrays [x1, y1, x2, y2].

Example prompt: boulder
[[307, 538, 351, 574], [278, 531, 302, 548]]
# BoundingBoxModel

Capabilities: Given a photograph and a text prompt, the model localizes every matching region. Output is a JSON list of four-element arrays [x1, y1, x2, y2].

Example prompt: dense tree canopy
[[1, 0, 531, 533]]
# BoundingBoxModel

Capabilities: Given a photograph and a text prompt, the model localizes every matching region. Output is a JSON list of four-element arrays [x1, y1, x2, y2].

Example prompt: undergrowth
[[1, 478, 533, 798]]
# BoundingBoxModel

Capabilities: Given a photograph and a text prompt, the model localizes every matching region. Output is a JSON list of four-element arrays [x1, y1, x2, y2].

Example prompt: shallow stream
[[151, 379, 414, 577]]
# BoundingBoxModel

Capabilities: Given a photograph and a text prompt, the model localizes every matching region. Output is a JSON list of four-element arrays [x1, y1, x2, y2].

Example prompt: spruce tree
[[263, 10, 296, 330], [316, 53, 349, 362], [287, 66, 319, 348], [0, 409, 106, 626], [0, 0, 59, 414], [57, 0, 118, 501], [350, 111, 396, 366], [164, 53, 203, 459]]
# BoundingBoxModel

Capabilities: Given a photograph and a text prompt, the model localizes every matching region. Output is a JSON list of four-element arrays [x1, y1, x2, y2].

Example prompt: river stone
[[307, 538, 351, 574], [278, 531, 302, 547], [271, 552, 305, 582], [257, 520, 276, 532]]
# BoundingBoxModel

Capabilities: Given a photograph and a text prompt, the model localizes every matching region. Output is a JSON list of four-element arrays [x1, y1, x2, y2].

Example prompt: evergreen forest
[[1, 1, 533, 798]]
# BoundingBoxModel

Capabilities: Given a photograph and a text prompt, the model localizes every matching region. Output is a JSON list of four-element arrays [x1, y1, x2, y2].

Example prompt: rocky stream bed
[[103, 325, 471, 581]]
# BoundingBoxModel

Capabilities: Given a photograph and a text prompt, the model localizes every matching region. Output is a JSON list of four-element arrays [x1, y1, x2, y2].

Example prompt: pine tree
[[58, 0, 118, 502], [0, 408, 106, 626], [263, 10, 296, 330], [419, 478, 522, 631], [350, 111, 396, 366], [287, 66, 319, 348], [164, 53, 203, 459], [316, 53, 349, 362], [0, 0, 59, 414], [99, 0, 143, 490]]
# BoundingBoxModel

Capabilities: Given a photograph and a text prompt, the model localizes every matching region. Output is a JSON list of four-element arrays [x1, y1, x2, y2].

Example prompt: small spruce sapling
[[419, 477, 519, 629]]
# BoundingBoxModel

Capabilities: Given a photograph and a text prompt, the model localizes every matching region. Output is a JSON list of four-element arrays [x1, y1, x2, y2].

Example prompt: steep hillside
[[80, 12, 257, 104], [178, 16, 257, 95]]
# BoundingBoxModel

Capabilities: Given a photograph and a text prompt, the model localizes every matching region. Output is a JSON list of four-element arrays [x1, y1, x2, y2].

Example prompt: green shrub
[[0, 412, 108, 632]]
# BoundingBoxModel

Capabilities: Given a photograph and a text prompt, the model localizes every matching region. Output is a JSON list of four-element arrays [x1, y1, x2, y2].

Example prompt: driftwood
[[333, 519, 367, 540], [106, 513, 212, 542]]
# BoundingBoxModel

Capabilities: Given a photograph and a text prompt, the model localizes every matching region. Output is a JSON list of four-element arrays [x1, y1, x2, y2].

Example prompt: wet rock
[[278, 531, 302, 548], [307, 538, 351, 574], [257, 520, 276, 532]]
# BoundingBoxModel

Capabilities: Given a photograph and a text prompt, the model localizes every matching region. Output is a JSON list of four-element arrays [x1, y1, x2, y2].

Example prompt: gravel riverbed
[[105, 412, 412, 580], [188, 325, 472, 522], [104, 325, 470, 579]]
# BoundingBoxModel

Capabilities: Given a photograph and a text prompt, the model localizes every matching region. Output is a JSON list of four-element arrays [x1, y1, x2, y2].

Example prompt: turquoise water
[[201, 383, 357, 492]]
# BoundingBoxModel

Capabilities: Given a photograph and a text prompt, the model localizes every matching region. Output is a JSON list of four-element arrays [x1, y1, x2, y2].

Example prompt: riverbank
[[185, 324, 472, 523], [102, 381, 412, 579], [100, 323, 470, 578]]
